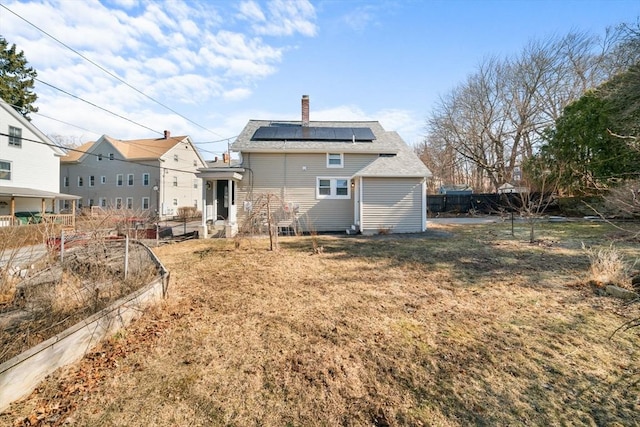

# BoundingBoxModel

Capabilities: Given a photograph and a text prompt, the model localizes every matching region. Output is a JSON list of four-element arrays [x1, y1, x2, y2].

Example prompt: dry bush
[[582, 242, 634, 288]]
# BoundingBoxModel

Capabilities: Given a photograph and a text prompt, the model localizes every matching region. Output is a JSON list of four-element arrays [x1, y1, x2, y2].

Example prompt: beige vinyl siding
[[361, 177, 424, 234], [237, 152, 377, 232]]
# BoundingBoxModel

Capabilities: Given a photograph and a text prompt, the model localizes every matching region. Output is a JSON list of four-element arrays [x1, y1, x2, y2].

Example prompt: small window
[[101, 176, 106, 184], [126, 197, 133, 209], [127, 174, 134, 186], [142, 173, 150, 186], [89, 175, 95, 187], [115, 197, 122, 209], [97, 154, 103, 161], [8, 126, 22, 147], [173, 198, 178, 206], [63, 176, 69, 187], [0, 160, 11, 180], [193, 160, 197, 167], [100, 198, 107, 207], [89, 199, 94, 207], [194, 199, 198, 208], [327, 153, 343, 168], [174, 154, 179, 162], [142, 197, 150, 210], [109, 153, 114, 160], [173, 176, 178, 187], [193, 179, 198, 189], [78, 176, 84, 187], [116, 174, 123, 186], [316, 177, 351, 199], [77, 199, 83, 209]]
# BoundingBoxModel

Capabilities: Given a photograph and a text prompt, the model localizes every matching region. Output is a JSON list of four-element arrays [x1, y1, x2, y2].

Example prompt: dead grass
[[2, 221, 640, 426]]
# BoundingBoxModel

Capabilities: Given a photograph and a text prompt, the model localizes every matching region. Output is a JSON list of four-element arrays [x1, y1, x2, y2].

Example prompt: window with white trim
[[142, 173, 150, 186], [97, 154, 103, 161], [101, 176, 106, 184], [116, 174, 123, 186], [172, 198, 178, 206], [115, 197, 123, 209], [127, 174, 134, 186], [78, 176, 83, 187], [142, 197, 150, 210], [99, 198, 106, 207], [109, 153, 114, 160], [89, 175, 95, 187], [63, 176, 69, 187], [316, 177, 350, 199], [326, 153, 343, 168], [126, 197, 133, 209], [8, 126, 22, 147], [0, 160, 11, 180], [173, 176, 178, 187]]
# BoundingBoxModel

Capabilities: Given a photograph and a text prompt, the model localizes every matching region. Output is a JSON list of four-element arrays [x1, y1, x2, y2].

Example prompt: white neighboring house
[[0, 97, 79, 226], [60, 131, 207, 220]]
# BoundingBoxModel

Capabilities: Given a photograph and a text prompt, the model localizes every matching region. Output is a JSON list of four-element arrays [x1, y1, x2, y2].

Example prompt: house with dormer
[[197, 96, 432, 236], [60, 131, 206, 219]]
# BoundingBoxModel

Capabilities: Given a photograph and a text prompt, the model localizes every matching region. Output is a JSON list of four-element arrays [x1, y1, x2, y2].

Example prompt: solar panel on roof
[[251, 126, 376, 142]]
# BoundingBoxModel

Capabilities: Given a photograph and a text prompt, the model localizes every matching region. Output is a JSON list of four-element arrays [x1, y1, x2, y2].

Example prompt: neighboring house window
[[99, 198, 106, 207], [0, 160, 11, 180], [89, 175, 95, 187], [142, 197, 149, 210], [8, 126, 22, 147], [127, 174, 134, 186], [115, 198, 122, 209], [109, 153, 114, 160], [173, 198, 178, 206], [126, 197, 133, 209], [63, 176, 69, 187], [173, 176, 178, 187], [316, 177, 350, 199], [62, 200, 70, 210], [77, 199, 83, 209], [193, 160, 197, 167], [327, 153, 343, 168], [89, 199, 94, 207], [142, 173, 149, 186], [101, 176, 106, 184], [193, 179, 198, 189], [78, 176, 83, 187], [116, 174, 123, 186], [97, 154, 103, 161], [174, 154, 179, 161], [193, 199, 198, 208]]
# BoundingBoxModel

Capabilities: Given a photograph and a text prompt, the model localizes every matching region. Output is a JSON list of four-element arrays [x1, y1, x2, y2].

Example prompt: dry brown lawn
[[2, 221, 640, 426]]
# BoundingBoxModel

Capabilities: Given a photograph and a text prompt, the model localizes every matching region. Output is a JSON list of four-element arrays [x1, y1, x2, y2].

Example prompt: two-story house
[[60, 131, 207, 219], [197, 95, 432, 237], [0, 97, 78, 226]]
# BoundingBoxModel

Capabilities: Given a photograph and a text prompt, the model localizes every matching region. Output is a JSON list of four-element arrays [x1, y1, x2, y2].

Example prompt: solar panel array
[[252, 126, 376, 142]]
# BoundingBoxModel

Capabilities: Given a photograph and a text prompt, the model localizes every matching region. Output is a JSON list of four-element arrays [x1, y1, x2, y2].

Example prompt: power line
[[0, 3, 225, 139]]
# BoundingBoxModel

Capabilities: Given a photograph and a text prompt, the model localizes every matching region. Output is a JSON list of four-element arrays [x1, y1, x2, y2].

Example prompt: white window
[[174, 154, 179, 162], [173, 176, 178, 187], [8, 126, 22, 147], [126, 197, 133, 209], [89, 198, 94, 207], [142, 197, 150, 210], [101, 175, 106, 184], [316, 177, 350, 199], [63, 176, 69, 187], [77, 199, 83, 209], [327, 153, 343, 168], [173, 198, 178, 206], [142, 173, 150, 186], [99, 198, 106, 207], [0, 160, 11, 180], [89, 175, 95, 187], [127, 174, 134, 186], [78, 176, 83, 187], [115, 197, 123, 209], [116, 174, 123, 186]]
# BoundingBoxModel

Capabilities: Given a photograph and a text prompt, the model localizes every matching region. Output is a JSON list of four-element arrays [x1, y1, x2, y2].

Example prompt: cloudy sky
[[1, 0, 637, 158]]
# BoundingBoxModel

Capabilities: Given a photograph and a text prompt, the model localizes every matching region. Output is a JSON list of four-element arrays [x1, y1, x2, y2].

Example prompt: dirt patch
[[2, 221, 640, 426]]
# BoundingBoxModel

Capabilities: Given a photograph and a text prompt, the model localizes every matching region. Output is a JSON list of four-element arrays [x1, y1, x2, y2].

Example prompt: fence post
[[60, 229, 65, 263], [124, 235, 129, 280]]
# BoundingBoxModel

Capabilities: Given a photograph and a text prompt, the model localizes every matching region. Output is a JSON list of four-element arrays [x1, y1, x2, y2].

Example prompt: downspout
[[359, 177, 364, 232], [422, 178, 427, 232]]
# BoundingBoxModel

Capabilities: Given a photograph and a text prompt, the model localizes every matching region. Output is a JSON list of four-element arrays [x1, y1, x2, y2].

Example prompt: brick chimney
[[163, 130, 170, 139], [301, 95, 309, 127]]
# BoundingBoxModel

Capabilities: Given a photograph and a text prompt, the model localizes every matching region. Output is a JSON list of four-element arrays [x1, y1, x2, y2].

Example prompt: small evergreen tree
[[0, 36, 38, 120]]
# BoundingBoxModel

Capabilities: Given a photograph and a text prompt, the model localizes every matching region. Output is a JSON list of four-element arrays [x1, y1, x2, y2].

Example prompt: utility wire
[[0, 3, 225, 139]]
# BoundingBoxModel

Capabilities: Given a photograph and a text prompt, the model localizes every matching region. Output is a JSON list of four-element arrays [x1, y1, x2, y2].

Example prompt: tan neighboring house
[[60, 131, 207, 219], [197, 95, 432, 237], [0, 97, 79, 227]]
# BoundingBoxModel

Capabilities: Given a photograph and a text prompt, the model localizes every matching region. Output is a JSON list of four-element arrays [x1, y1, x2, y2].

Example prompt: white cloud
[[223, 88, 253, 101], [240, 0, 317, 37], [238, 1, 266, 22]]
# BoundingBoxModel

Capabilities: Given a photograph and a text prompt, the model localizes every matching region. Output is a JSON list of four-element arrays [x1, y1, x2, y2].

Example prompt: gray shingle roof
[[232, 120, 431, 178]]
